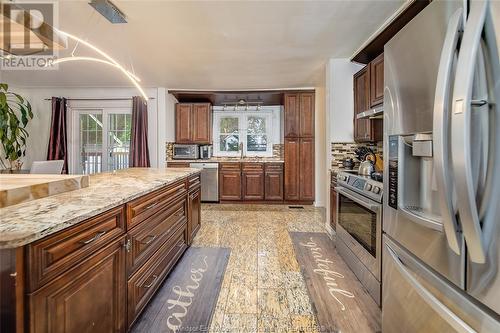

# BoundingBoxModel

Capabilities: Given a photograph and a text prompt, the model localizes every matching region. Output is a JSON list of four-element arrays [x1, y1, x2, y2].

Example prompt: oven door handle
[[335, 187, 381, 212]]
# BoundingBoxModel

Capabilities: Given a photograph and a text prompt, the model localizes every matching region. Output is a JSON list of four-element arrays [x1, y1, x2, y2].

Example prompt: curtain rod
[[43, 97, 155, 101]]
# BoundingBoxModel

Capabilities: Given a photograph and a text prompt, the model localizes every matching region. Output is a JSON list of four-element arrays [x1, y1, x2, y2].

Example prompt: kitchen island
[[0, 167, 201, 333]]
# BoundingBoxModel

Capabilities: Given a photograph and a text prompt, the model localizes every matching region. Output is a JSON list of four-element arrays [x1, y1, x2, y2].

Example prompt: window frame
[[212, 110, 274, 157]]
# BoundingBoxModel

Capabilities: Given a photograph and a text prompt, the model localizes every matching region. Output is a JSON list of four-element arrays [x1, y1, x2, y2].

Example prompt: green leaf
[[0, 93, 6, 107], [13, 93, 24, 103], [0, 83, 7, 92]]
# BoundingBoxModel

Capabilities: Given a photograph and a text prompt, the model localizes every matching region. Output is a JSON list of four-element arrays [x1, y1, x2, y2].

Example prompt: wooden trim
[[0, 247, 25, 333]]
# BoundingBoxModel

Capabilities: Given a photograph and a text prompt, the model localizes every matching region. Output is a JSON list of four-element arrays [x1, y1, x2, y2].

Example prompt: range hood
[[356, 105, 384, 119]]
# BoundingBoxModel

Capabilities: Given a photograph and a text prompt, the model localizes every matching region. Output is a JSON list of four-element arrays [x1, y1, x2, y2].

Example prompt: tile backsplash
[[331, 142, 383, 169], [165, 142, 284, 161]]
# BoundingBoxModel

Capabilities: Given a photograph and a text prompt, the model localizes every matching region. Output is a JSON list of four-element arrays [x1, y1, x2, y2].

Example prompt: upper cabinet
[[353, 54, 383, 143], [284, 92, 315, 138], [370, 53, 384, 107], [175, 103, 212, 144]]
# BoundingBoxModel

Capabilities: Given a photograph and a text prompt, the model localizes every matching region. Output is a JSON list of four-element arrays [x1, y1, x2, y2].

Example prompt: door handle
[[80, 231, 106, 245], [139, 235, 157, 245], [142, 275, 158, 288], [451, 0, 490, 263], [385, 243, 475, 333], [432, 8, 463, 255]]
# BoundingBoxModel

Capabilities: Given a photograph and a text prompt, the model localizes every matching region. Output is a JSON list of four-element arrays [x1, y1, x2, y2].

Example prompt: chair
[[30, 160, 64, 174]]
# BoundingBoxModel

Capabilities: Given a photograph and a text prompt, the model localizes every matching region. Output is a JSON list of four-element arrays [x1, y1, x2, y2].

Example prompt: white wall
[[314, 84, 327, 208], [165, 93, 178, 142], [324, 58, 364, 231], [9, 86, 167, 171], [328, 59, 364, 143]]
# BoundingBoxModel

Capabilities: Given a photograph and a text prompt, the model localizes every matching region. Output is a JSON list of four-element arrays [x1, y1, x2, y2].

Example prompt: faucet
[[239, 142, 244, 159]]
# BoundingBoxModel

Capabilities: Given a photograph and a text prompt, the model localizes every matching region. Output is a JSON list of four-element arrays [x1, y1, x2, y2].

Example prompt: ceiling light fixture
[[52, 29, 148, 101], [51, 56, 141, 82]]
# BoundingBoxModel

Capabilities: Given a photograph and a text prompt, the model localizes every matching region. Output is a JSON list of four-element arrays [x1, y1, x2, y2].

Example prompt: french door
[[70, 108, 132, 174]]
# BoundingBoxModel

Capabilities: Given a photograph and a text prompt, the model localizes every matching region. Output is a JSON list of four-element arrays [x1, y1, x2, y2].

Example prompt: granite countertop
[[0, 168, 200, 249], [167, 157, 284, 163]]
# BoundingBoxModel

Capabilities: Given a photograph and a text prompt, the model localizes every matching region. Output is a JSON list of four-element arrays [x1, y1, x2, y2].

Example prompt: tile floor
[[191, 204, 327, 333]]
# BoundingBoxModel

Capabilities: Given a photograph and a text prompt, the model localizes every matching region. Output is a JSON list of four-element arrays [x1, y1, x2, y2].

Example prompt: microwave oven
[[172, 144, 199, 159]]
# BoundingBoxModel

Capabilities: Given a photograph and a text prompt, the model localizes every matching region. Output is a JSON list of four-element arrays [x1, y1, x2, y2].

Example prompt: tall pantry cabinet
[[284, 92, 315, 203]]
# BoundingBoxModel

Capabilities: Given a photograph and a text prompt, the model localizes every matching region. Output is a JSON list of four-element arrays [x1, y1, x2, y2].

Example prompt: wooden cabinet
[[299, 138, 315, 201], [330, 174, 337, 231], [370, 53, 384, 107], [284, 93, 315, 138], [242, 163, 265, 200], [353, 63, 383, 143], [167, 162, 190, 168], [13, 174, 199, 333], [192, 104, 212, 143], [29, 237, 126, 333], [299, 92, 315, 137], [284, 92, 315, 203], [175, 103, 211, 144], [175, 104, 192, 143], [219, 163, 242, 201], [284, 93, 300, 138], [284, 138, 300, 201], [188, 176, 201, 244], [265, 163, 283, 201]]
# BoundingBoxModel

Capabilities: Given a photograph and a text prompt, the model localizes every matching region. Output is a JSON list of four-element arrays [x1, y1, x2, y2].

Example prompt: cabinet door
[[284, 138, 300, 201], [192, 103, 212, 143], [242, 171, 265, 200], [29, 238, 126, 333], [299, 92, 315, 137], [219, 171, 241, 201], [188, 188, 201, 243], [330, 186, 337, 230], [265, 171, 283, 201], [175, 104, 193, 143], [353, 67, 371, 142], [299, 138, 315, 201], [284, 93, 300, 137], [370, 53, 384, 107]]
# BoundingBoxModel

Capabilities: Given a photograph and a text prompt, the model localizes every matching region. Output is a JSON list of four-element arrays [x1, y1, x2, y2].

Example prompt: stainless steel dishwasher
[[189, 163, 219, 202]]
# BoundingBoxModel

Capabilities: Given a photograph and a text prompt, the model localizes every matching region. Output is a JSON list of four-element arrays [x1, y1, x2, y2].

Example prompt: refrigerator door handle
[[433, 8, 463, 255], [451, 0, 489, 263], [385, 243, 475, 333]]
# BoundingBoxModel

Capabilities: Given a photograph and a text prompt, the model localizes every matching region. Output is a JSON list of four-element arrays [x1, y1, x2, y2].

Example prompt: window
[[71, 108, 131, 174], [213, 110, 274, 157]]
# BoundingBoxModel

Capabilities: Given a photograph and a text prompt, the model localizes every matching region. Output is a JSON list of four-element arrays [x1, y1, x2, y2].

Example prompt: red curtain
[[129, 96, 150, 167], [47, 97, 68, 174]]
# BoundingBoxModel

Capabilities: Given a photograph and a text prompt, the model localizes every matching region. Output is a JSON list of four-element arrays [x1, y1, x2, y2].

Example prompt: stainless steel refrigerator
[[383, 0, 500, 331]]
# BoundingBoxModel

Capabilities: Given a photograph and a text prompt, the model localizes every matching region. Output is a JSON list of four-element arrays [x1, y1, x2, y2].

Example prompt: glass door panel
[[79, 112, 103, 174], [108, 113, 131, 171]]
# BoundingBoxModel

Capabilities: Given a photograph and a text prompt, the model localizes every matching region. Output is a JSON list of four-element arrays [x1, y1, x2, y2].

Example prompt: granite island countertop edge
[[0, 168, 201, 249]]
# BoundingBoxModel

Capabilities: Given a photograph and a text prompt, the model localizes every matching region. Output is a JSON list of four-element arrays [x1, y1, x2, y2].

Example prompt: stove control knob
[[373, 186, 381, 194], [366, 184, 372, 191]]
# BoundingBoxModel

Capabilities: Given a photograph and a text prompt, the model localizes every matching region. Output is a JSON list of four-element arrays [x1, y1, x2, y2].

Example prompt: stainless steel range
[[335, 171, 382, 305]]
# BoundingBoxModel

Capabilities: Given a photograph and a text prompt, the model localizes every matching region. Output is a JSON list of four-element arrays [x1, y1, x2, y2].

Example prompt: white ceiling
[[3, 0, 404, 89]]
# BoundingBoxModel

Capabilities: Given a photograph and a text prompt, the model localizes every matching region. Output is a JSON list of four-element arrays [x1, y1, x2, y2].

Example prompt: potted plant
[[0, 83, 33, 170]]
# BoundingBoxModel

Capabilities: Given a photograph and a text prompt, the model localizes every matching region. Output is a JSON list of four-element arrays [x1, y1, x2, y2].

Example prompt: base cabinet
[[29, 237, 126, 333], [11, 174, 200, 333], [285, 138, 314, 202], [265, 164, 284, 201], [188, 186, 201, 244], [284, 139, 300, 201]]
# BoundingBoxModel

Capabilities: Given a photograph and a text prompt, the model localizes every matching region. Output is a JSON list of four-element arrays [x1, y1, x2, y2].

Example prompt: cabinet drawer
[[242, 162, 264, 172], [188, 173, 201, 191], [167, 162, 190, 168], [27, 206, 125, 292], [127, 197, 186, 276], [265, 163, 283, 172], [127, 181, 186, 230], [127, 223, 188, 327], [219, 162, 241, 171]]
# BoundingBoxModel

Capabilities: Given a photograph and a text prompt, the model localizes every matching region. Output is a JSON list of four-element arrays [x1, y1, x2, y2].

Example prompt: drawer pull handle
[[140, 235, 157, 245], [175, 210, 184, 217], [145, 202, 158, 210], [143, 275, 158, 288], [80, 231, 106, 245]]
